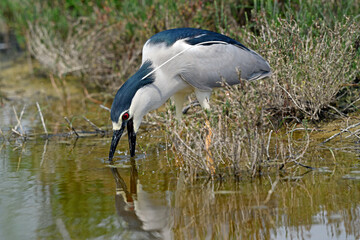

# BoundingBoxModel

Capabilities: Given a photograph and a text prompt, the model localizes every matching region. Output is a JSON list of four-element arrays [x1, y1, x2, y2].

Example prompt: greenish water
[[1, 60, 360, 239], [1, 137, 360, 239]]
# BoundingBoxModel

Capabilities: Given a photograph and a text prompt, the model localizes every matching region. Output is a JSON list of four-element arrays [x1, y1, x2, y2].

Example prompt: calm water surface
[[1, 60, 360, 239]]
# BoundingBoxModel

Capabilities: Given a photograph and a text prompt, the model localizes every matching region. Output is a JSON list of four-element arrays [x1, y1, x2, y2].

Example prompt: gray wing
[[178, 43, 271, 91]]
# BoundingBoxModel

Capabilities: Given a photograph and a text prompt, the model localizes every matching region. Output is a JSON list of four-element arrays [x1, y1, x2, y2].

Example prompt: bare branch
[[64, 117, 79, 137], [36, 102, 48, 136], [100, 104, 111, 112], [12, 105, 26, 136], [82, 116, 103, 132], [322, 121, 360, 143]]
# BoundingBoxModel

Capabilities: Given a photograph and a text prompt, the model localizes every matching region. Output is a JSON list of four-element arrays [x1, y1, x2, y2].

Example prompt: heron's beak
[[108, 127, 125, 162], [127, 119, 136, 157], [108, 119, 137, 162]]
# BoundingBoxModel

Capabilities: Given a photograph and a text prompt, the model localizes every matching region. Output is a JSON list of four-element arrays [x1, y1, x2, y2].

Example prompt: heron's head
[[108, 60, 155, 161]]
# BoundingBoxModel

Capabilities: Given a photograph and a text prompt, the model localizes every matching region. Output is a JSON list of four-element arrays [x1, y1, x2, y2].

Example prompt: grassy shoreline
[[1, 0, 360, 178]]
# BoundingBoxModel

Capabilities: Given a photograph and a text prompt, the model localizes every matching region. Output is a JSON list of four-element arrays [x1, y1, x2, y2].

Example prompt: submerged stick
[[64, 117, 79, 137], [36, 102, 48, 136], [16, 143, 26, 171], [56, 218, 71, 240], [12, 105, 26, 136], [82, 116, 103, 132], [11, 128, 22, 136], [322, 121, 360, 143], [263, 176, 279, 204], [40, 139, 48, 166], [49, 73, 61, 98], [293, 160, 316, 170]]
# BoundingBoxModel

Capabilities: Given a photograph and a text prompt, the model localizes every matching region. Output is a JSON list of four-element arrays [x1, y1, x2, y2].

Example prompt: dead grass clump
[[25, 1, 226, 91], [165, 16, 360, 178], [243, 17, 360, 120], [27, 19, 141, 90], [165, 17, 359, 177], [165, 81, 309, 178]]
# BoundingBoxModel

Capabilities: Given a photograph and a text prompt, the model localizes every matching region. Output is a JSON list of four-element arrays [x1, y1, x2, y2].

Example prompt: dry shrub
[[28, 19, 98, 77], [165, 80, 309, 178], [25, 1, 224, 91], [243, 17, 360, 120], [27, 19, 143, 90], [163, 16, 360, 177]]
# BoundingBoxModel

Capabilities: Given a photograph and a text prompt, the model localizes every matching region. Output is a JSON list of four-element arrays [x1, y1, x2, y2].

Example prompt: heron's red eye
[[122, 112, 129, 121]]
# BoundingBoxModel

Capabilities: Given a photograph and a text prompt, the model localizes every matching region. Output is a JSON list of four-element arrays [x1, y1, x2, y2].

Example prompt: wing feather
[[142, 31, 271, 91]]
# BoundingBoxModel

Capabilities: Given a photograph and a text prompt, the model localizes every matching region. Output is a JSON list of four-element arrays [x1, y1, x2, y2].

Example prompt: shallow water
[[1, 59, 360, 239]]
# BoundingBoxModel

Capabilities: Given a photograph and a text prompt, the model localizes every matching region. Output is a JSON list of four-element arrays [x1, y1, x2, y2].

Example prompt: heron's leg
[[171, 93, 187, 168], [194, 89, 215, 175], [204, 119, 215, 176], [194, 90, 212, 110], [171, 92, 187, 120]]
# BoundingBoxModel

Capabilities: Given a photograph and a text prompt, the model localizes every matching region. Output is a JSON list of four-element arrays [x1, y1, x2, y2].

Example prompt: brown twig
[[83, 87, 103, 104], [205, 119, 215, 176], [49, 73, 61, 98]]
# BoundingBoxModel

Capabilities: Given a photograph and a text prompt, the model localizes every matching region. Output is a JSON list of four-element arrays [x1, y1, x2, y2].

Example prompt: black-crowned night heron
[[108, 28, 271, 161]]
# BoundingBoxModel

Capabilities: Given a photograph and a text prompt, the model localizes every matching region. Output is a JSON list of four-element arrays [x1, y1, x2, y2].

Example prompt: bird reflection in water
[[110, 160, 172, 239]]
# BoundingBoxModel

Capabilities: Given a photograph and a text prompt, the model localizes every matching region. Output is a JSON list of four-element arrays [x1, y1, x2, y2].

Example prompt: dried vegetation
[[164, 17, 360, 178], [2, 0, 360, 178], [248, 17, 360, 120], [28, 20, 140, 89]]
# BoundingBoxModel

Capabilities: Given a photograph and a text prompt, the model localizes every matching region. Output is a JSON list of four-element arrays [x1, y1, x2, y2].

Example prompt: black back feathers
[[148, 28, 249, 51]]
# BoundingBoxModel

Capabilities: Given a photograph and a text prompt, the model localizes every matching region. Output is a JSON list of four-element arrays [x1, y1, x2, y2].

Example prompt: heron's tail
[[247, 69, 272, 81]]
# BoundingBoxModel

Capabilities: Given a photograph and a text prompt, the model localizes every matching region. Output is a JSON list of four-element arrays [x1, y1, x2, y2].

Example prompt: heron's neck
[[129, 70, 189, 132]]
